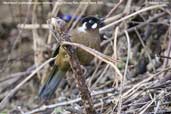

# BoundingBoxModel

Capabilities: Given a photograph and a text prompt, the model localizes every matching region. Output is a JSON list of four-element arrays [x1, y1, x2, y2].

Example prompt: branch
[[0, 58, 56, 111], [49, 17, 97, 114], [24, 88, 117, 114]]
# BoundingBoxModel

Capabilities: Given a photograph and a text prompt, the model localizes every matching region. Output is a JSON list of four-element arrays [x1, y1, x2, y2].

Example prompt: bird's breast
[[70, 30, 101, 65]]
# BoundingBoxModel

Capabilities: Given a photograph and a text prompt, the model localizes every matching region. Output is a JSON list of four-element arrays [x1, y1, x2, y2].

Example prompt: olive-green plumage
[[39, 17, 101, 100]]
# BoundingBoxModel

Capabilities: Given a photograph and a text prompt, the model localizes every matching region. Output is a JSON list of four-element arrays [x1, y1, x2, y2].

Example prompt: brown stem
[[61, 33, 97, 114]]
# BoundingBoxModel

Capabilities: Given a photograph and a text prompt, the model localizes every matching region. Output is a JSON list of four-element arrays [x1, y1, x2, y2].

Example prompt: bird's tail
[[38, 65, 65, 100]]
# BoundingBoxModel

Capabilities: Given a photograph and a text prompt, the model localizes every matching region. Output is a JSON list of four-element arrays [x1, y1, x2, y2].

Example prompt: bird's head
[[78, 16, 104, 32]]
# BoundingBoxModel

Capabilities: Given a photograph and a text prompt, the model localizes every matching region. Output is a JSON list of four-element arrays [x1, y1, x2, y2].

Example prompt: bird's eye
[[56, 20, 60, 24], [89, 20, 93, 23]]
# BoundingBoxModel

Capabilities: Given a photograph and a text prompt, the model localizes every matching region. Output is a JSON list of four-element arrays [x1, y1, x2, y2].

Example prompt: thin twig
[[105, 0, 124, 18], [0, 57, 56, 111], [100, 4, 166, 31], [101, 12, 166, 46], [24, 88, 117, 114], [62, 41, 123, 79], [117, 30, 131, 114], [135, 29, 156, 72]]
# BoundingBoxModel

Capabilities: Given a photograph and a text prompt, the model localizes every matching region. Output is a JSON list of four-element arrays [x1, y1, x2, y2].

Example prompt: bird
[[38, 16, 104, 100]]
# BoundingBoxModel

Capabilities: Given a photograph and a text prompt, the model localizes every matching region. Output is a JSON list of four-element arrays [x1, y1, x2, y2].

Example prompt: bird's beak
[[99, 18, 105, 28]]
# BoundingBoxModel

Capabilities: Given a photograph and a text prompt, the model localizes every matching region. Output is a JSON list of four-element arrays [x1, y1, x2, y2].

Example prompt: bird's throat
[[77, 23, 87, 33]]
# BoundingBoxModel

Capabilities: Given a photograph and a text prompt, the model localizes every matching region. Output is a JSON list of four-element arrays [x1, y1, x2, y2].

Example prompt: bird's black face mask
[[81, 16, 104, 30]]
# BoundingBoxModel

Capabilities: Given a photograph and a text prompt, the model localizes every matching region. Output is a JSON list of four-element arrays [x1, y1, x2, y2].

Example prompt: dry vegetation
[[0, 0, 171, 114]]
